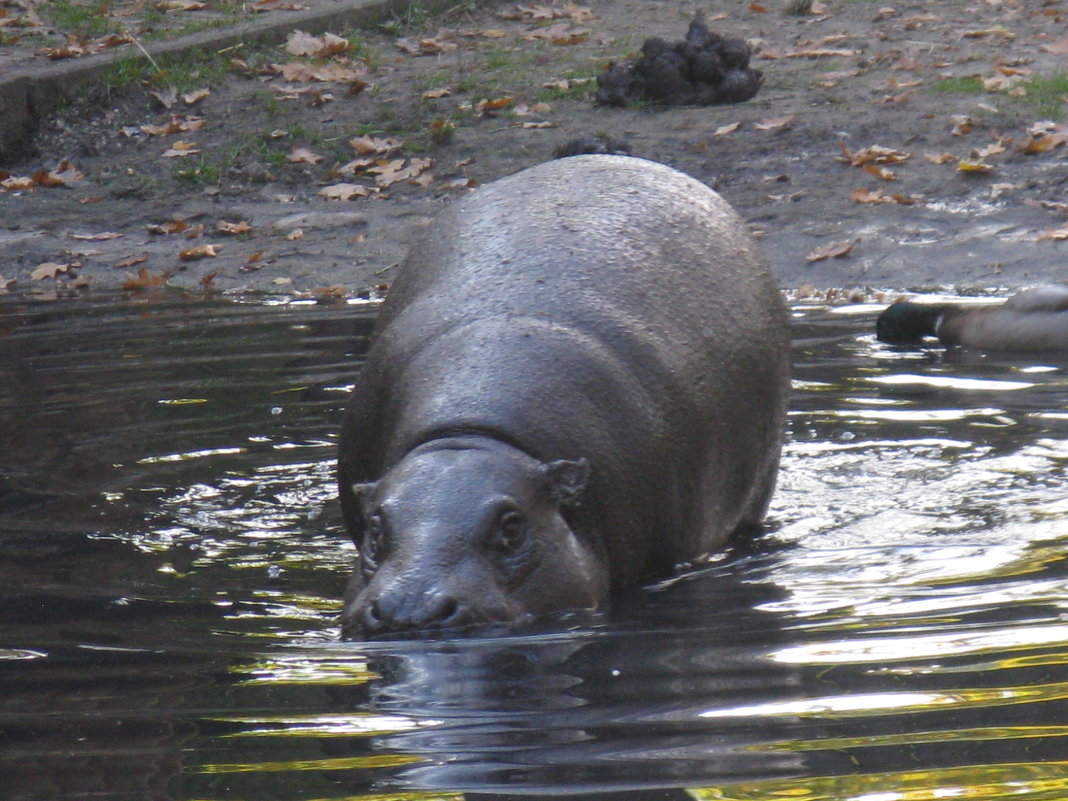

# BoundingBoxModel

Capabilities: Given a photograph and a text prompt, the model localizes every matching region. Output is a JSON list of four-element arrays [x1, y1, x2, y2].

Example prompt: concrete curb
[[0, 0, 453, 162]]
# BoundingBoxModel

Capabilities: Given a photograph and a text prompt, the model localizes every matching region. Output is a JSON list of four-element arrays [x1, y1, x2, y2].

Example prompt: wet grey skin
[[337, 154, 791, 639], [877, 285, 1068, 351]]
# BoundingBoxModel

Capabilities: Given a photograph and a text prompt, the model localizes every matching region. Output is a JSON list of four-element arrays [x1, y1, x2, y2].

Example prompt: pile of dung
[[595, 16, 763, 107]]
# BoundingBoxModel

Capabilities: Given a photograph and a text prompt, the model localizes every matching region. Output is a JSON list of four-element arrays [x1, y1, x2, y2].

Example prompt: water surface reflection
[[1, 293, 1067, 801]]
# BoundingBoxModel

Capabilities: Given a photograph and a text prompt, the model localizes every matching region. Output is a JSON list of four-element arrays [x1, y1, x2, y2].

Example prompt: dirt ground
[[2, 0, 1068, 297]]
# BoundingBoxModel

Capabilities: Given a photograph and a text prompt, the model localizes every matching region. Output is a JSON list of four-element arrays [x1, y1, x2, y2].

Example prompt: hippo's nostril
[[436, 595, 460, 625]]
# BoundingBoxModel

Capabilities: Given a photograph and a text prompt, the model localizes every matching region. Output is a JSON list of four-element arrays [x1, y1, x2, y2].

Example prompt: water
[[2, 292, 1067, 801]]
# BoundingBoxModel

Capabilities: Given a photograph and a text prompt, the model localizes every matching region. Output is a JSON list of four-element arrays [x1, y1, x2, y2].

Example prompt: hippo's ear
[[543, 458, 590, 507], [351, 481, 379, 519]]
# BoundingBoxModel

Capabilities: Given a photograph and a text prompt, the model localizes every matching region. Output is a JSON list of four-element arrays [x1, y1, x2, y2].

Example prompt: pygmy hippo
[[337, 154, 790, 638]]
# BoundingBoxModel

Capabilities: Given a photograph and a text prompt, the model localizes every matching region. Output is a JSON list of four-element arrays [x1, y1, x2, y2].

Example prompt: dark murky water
[[2, 292, 1067, 801]]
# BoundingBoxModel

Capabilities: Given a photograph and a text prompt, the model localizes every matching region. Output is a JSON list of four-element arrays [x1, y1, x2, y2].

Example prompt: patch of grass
[[172, 157, 221, 185], [930, 76, 984, 94], [378, 2, 432, 36], [41, 0, 118, 38], [103, 46, 234, 96], [1021, 72, 1068, 120]]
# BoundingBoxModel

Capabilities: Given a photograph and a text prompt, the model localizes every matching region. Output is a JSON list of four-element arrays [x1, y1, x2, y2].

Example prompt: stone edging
[[0, 0, 454, 162]]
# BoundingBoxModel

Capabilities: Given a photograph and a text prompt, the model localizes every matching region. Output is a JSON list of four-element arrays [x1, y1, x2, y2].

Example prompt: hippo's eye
[[363, 512, 388, 571], [490, 510, 526, 555]]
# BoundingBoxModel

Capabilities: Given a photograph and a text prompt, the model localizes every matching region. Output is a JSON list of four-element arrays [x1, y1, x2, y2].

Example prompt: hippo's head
[[340, 439, 607, 639]]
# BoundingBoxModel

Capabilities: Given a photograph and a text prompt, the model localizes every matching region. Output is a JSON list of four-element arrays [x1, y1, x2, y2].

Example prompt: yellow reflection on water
[[210, 713, 443, 738], [232, 653, 378, 685], [699, 680, 1068, 720], [689, 760, 1068, 801], [773, 622, 1068, 665], [193, 752, 422, 774]]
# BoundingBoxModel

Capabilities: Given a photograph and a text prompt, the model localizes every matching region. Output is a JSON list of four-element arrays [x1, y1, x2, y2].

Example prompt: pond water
[[2, 292, 1067, 801]]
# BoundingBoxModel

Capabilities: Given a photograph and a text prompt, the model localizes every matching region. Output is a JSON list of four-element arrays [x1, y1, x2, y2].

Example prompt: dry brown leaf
[[162, 140, 201, 158], [754, 115, 793, 131], [2, 175, 34, 191], [962, 24, 1014, 40], [114, 253, 150, 268], [216, 220, 252, 235], [349, 135, 404, 156], [957, 159, 994, 174], [786, 47, 858, 58], [838, 141, 910, 166], [319, 183, 375, 200], [122, 268, 171, 290], [1040, 36, 1068, 55], [70, 231, 123, 241], [287, 147, 324, 164], [157, 0, 206, 9], [476, 96, 514, 116], [1037, 227, 1068, 241], [862, 163, 895, 181], [973, 143, 1005, 159], [141, 115, 205, 135], [286, 30, 350, 57], [182, 88, 210, 105], [422, 87, 452, 99], [178, 243, 222, 261], [246, 251, 265, 264], [924, 152, 956, 164], [806, 239, 856, 263], [31, 261, 78, 280], [146, 219, 188, 235], [33, 159, 84, 187], [369, 157, 433, 188], [950, 115, 973, 136], [714, 122, 741, 136]]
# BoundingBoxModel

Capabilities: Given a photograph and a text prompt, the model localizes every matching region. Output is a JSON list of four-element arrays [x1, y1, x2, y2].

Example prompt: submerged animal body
[[337, 154, 791, 638], [877, 285, 1068, 351]]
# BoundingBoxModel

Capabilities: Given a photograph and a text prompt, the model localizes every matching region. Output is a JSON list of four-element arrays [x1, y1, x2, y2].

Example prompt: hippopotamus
[[337, 154, 790, 639]]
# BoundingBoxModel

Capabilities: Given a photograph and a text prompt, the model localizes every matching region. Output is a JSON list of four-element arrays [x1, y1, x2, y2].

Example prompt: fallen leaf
[[122, 268, 171, 290], [199, 272, 218, 287], [1, 176, 35, 191], [862, 163, 896, 180], [754, 115, 793, 131], [287, 147, 324, 164], [806, 239, 857, 263], [349, 135, 404, 156], [140, 115, 205, 136], [714, 122, 741, 136], [246, 251, 265, 264], [476, 96, 514, 116], [1037, 227, 1068, 241], [178, 243, 222, 261], [838, 141, 910, 166], [924, 152, 956, 164], [973, 142, 1005, 159], [33, 159, 84, 187], [286, 228, 304, 240], [849, 187, 916, 205], [319, 183, 375, 200], [286, 29, 350, 57], [957, 159, 994, 174], [31, 261, 78, 280], [161, 140, 201, 158], [369, 157, 433, 188], [962, 24, 1014, 40], [1040, 36, 1068, 55], [422, 87, 452, 99], [215, 220, 252, 235], [70, 231, 123, 241], [156, 0, 206, 9], [950, 115, 973, 136], [182, 88, 210, 104], [150, 87, 179, 109], [114, 253, 150, 268], [146, 219, 188, 235]]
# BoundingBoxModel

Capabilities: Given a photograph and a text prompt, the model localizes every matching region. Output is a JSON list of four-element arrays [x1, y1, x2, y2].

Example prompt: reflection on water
[[1, 292, 1067, 801]]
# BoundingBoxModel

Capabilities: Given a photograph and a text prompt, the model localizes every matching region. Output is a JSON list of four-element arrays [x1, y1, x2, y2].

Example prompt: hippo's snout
[[360, 589, 466, 635]]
